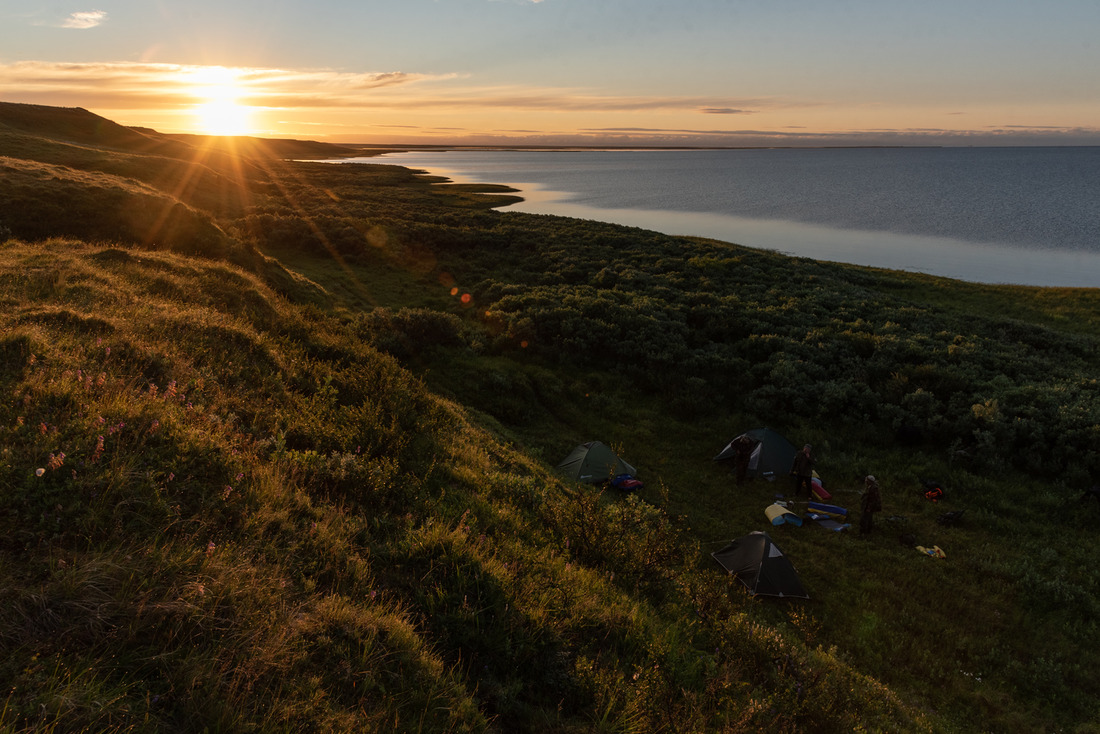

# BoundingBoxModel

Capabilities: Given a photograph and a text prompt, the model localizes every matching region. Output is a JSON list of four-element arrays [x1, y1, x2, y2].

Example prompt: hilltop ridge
[[0, 101, 168, 150]]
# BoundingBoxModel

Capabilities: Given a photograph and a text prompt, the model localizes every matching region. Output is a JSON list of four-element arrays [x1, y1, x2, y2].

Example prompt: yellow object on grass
[[765, 503, 802, 526]]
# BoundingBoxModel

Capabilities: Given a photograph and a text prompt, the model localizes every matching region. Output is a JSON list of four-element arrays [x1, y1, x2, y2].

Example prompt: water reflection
[[508, 183, 1099, 287], [361, 155, 1100, 288]]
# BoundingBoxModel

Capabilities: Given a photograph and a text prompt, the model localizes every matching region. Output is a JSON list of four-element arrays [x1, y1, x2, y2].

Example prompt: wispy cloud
[[61, 10, 107, 29], [322, 86, 774, 114], [0, 61, 772, 115], [0, 61, 452, 108]]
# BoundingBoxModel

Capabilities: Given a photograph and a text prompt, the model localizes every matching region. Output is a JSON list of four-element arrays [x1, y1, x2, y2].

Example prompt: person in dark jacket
[[790, 444, 815, 497], [860, 475, 883, 535], [731, 435, 756, 486]]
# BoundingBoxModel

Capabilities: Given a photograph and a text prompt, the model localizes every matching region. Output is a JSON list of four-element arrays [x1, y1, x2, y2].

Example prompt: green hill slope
[[1, 102, 1098, 733]]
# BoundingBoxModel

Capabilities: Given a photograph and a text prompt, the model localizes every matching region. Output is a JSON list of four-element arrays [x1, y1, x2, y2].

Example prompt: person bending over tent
[[860, 475, 883, 535], [714, 429, 797, 482]]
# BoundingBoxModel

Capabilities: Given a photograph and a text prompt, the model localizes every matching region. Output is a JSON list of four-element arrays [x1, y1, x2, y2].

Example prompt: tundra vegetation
[[1, 101, 1098, 733]]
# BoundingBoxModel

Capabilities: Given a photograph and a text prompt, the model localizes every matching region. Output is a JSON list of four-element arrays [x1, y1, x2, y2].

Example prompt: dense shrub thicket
[[243, 174, 1100, 483]]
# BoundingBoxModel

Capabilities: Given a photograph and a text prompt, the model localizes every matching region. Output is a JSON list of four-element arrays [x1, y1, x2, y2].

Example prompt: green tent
[[711, 531, 809, 599], [713, 428, 797, 480], [557, 441, 636, 484]]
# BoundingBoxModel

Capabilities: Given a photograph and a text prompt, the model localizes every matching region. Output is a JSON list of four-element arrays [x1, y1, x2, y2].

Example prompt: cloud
[[0, 61, 776, 118], [333, 87, 772, 114], [5, 59, 1097, 146], [61, 10, 107, 29], [0, 61, 452, 109]]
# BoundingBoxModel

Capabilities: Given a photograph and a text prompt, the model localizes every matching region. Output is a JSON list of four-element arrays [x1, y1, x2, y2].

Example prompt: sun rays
[[188, 66, 253, 136]]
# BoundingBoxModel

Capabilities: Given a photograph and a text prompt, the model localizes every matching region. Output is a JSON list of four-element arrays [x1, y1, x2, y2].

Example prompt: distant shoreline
[[342, 143, 940, 156], [344, 146, 1100, 288]]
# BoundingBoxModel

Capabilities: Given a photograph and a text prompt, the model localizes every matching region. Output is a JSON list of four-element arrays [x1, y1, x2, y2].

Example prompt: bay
[[351, 147, 1100, 288]]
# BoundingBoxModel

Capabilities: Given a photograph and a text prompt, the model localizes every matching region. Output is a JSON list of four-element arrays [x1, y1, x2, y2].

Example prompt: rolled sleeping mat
[[808, 500, 848, 517], [765, 503, 803, 526]]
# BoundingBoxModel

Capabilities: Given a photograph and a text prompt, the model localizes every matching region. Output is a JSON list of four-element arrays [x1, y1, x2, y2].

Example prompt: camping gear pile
[[922, 480, 945, 503], [805, 501, 850, 532]]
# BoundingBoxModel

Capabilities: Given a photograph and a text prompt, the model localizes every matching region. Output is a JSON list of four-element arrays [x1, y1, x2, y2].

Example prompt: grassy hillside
[[1, 102, 1098, 733]]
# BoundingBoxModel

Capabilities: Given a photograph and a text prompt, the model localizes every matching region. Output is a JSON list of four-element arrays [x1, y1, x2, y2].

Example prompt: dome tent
[[556, 441, 636, 485], [711, 531, 809, 599], [713, 427, 798, 481]]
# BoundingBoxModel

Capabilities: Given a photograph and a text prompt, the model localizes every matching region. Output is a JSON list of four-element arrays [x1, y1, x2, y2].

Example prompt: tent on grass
[[711, 531, 809, 599], [713, 428, 798, 480], [557, 441, 637, 485]]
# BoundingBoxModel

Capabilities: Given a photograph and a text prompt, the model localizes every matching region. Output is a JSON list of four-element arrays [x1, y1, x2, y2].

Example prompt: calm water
[[354, 147, 1100, 287]]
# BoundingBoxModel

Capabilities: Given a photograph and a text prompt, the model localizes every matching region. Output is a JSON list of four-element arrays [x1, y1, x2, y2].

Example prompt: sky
[[2, 0, 1099, 146]]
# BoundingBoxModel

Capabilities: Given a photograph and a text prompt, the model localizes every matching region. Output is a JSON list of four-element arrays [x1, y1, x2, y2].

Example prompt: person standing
[[790, 444, 814, 497], [731, 435, 756, 486], [860, 475, 883, 535]]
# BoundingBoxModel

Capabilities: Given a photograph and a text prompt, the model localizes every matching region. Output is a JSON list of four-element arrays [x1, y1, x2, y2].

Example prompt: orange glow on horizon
[[188, 66, 254, 136]]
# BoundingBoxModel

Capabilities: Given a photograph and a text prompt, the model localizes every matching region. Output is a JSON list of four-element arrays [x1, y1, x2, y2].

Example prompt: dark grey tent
[[711, 531, 809, 599], [714, 428, 797, 480], [557, 441, 636, 484]]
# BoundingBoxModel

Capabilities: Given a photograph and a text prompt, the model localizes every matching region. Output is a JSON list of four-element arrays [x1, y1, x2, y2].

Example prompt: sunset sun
[[189, 67, 253, 136]]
